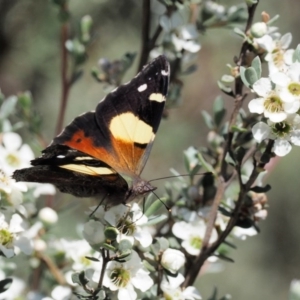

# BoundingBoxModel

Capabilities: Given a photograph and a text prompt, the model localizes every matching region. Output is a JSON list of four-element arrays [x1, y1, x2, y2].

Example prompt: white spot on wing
[[161, 69, 169, 76], [149, 93, 165, 103], [137, 84, 147, 92], [57, 155, 65, 159]]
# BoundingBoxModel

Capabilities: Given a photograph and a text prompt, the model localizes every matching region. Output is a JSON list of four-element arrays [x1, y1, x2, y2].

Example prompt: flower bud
[[38, 207, 58, 225], [161, 248, 185, 274], [251, 22, 268, 38]]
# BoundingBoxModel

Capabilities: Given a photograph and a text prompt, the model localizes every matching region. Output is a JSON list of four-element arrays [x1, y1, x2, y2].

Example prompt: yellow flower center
[[288, 82, 300, 97], [0, 228, 13, 245], [272, 48, 285, 68], [110, 267, 131, 288], [264, 94, 283, 113], [190, 236, 202, 250], [117, 217, 136, 236], [6, 153, 20, 167]]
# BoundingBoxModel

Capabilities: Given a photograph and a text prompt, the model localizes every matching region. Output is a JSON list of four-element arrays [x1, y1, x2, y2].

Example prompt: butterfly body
[[13, 55, 169, 206]]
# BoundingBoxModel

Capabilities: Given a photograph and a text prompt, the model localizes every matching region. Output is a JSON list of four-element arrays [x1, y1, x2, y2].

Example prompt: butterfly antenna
[[151, 190, 171, 212], [148, 172, 213, 183]]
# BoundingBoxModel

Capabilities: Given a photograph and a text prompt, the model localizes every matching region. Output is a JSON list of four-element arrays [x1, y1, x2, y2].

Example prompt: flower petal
[[273, 139, 292, 156], [248, 98, 265, 114], [252, 122, 271, 142], [253, 78, 272, 97], [2, 132, 22, 151]]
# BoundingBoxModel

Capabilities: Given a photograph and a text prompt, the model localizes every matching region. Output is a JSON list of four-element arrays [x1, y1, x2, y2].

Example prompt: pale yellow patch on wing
[[149, 93, 165, 103], [110, 112, 154, 144], [59, 164, 115, 175]]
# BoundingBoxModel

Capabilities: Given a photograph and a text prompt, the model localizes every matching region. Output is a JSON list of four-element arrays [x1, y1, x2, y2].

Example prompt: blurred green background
[[1, 0, 300, 299]]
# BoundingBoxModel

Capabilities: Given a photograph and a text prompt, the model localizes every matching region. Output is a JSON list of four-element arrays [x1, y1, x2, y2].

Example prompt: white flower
[[252, 121, 273, 143], [38, 207, 58, 225], [103, 250, 153, 300], [289, 279, 300, 298], [0, 275, 25, 300], [161, 285, 202, 300], [0, 132, 34, 176], [161, 248, 185, 274], [271, 63, 300, 103], [59, 239, 100, 271], [0, 170, 27, 207], [172, 220, 218, 256], [248, 78, 300, 122], [232, 227, 258, 240], [51, 285, 72, 300], [252, 115, 300, 156], [255, 33, 294, 73], [0, 213, 32, 258], [103, 203, 152, 248], [32, 183, 56, 198]]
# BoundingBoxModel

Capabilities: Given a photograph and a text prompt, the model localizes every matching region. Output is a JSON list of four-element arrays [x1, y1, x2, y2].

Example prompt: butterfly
[[13, 55, 170, 206]]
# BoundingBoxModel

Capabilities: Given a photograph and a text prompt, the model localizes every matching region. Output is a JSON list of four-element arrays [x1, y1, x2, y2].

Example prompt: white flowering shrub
[[0, 0, 299, 300]]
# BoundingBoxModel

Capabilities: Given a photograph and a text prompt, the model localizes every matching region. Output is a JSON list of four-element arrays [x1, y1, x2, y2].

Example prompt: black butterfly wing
[[52, 55, 170, 177], [13, 145, 128, 204]]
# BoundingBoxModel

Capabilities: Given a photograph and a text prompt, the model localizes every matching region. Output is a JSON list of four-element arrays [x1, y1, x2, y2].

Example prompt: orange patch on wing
[[62, 130, 146, 176], [63, 130, 112, 165], [110, 137, 146, 174]]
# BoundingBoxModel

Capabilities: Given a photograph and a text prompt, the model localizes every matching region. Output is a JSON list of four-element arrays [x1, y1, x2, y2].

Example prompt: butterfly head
[[125, 177, 157, 203]]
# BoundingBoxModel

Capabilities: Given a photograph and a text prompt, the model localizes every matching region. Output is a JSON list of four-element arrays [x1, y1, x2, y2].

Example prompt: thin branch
[[55, 3, 70, 135], [98, 249, 110, 289], [138, 0, 151, 71]]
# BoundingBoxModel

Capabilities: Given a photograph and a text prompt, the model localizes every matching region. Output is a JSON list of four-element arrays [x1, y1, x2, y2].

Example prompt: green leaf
[[115, 249, 132, 262], [189, 164, 202, 178], [240, 66, 250, 88], [217, 80, 233, 96], [251, 56, 262, 79], [70, 70, 84, 85], [293, 44, 300, 63], [145, 199, 166, 217], [145, 214, 168, 226], [0, 96, 17, 120], [214, 253, 234, 263], [225, 152, 236, 166], [80, 15, 93, 43], [184, 146, 199, 173], [197, 152, 215, 174], [213, 96, 226, 127], [235, 146, 246, 164], [221, 74, 234, 83], [233, 27, 246, 38], [267, 14, 280, 26], [231, 125, 247, 132], [85, 256, 100, 262], [207, 287, 218, 300], [102, 243, 116, 252], [143, 260, 156, 272], [245, 67, 258, 86], [202, 110, 215, 129], [250, 184, 271, 193], [157, 237, 169, 251], [78, 271, 89, 286]]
